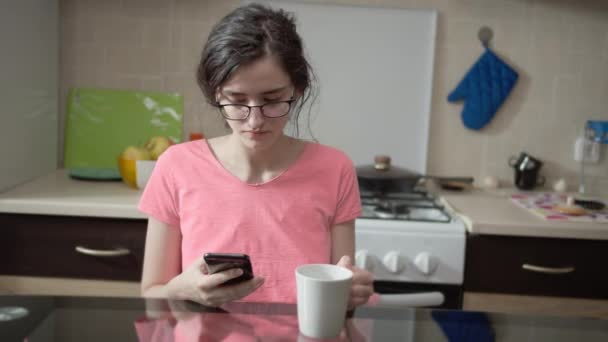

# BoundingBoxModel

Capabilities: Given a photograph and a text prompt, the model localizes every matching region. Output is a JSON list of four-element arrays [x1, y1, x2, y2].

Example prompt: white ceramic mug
[[295, 264, 353, 339]]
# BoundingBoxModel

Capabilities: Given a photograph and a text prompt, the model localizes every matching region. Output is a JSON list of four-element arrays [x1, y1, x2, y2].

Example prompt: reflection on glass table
[[1, 296, 607, 341]]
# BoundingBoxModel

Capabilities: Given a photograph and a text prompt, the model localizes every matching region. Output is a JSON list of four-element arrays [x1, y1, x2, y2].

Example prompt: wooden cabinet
[[464, 234, 608, 318], [0, 213, 147, 282], [465, 234, 608, 298]]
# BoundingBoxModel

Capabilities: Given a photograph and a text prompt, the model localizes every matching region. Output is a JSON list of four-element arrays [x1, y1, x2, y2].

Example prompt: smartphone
[[203, 253, 254, 286]]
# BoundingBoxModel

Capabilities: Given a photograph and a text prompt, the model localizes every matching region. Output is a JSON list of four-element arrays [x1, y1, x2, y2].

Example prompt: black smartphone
[[203, 253, 254, 286]]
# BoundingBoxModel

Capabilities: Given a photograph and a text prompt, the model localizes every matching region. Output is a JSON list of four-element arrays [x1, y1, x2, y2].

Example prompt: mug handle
[[537, 175, 546, 187], [508, 156, 518, 167]]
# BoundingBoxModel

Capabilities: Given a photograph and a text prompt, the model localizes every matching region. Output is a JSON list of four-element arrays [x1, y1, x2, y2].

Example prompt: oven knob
[[383, 251, 406, 273], [355, 250, 374, 271], [414, 252, 438, 275]]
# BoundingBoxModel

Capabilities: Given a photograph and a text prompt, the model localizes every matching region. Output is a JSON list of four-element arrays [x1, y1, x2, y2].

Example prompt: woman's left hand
[[337, 255, 374, 309]]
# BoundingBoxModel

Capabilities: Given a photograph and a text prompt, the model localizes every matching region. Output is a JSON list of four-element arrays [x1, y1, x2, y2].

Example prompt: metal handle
[[75, 246, 131, 257], [522, 263, 575, 274], [376, 292, 445, 308]]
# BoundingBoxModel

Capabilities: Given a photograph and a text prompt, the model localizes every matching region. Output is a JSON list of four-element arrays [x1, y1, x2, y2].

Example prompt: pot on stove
[[356, 155, 474, 194]]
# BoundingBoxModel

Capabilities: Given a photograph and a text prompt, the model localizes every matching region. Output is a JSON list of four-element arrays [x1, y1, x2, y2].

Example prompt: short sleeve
[[138, 148, 180, 227], [332, 156, 362, 226]]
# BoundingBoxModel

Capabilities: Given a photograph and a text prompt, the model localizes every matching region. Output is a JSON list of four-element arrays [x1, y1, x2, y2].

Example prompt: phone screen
[[203, 253, 254, 286]]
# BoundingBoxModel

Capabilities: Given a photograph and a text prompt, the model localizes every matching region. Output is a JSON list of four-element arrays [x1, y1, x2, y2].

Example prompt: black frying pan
[[357, 155, 474, 194]]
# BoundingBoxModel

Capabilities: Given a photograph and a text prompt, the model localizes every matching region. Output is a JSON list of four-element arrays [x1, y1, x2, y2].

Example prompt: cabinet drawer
[[465, 234, 608, 299], [0, 214, 147, 281]]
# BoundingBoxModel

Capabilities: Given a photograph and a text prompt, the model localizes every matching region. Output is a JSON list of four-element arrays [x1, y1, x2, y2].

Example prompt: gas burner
[[359, 191, 451, 223], [373, 203, 410, 219]]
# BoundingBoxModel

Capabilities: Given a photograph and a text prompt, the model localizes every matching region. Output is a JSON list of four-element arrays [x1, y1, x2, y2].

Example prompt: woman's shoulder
[[303, 141, 355, 168], [156, 139, 213, 164]]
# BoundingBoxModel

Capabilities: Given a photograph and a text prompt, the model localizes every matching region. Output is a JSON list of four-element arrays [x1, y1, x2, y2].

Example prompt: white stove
[[355, 190, 466, 309]]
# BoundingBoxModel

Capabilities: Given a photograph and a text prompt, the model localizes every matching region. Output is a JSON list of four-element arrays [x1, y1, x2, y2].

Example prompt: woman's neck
[[229, 134, 291, 167], [213, 134, 302, 184]]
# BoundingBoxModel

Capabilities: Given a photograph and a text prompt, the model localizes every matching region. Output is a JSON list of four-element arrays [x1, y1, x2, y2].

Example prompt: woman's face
[[217, 55, 294, 151]]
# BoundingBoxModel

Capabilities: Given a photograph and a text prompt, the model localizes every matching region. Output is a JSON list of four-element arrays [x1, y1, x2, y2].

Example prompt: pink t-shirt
[[138, 140, 361, 303]]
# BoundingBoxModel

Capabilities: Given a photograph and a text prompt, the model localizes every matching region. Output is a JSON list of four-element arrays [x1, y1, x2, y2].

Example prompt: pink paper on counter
[[510, 193, 608, 223]]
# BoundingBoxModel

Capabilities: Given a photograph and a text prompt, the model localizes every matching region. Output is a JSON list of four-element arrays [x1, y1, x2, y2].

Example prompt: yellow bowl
[[117, 157, 137, 188]]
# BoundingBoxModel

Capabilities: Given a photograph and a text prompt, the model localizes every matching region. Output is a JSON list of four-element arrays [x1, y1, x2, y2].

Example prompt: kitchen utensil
[[509, 152, 545, 190], [514, 168, 545, 190], [68, 168, 122, 181], [356, 155, 474, 194], [295, 264, 352, 339], [136, 160, 156, 189], [508, 152, 543, 171], [574, 199, 606, 211], [439, 181, 473, 192]]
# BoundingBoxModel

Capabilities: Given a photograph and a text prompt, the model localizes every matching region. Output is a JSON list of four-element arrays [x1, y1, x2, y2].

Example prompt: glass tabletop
[[1, 295, 607, 341]]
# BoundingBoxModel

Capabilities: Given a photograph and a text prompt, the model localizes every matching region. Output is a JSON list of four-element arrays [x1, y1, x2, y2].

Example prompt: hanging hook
[[478, 26, 493, 48]]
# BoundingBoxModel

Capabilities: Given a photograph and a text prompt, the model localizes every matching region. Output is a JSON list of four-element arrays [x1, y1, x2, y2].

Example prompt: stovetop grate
[[359, 191, 451, 223]]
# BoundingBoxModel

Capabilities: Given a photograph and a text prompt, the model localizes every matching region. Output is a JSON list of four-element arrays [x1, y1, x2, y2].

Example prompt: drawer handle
[[522, 263, 575, 274], [75, 246, 131, 257]]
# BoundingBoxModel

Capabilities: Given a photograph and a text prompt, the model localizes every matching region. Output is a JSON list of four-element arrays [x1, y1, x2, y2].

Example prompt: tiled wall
[[59, 0, 608, 194]]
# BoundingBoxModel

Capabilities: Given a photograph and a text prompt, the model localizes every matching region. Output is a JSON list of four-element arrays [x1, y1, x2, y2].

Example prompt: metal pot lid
[[356, 155, 420, 180]]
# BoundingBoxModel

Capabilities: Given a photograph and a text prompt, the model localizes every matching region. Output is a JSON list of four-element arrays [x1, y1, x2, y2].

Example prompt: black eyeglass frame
[[214, 92, 297, 121]]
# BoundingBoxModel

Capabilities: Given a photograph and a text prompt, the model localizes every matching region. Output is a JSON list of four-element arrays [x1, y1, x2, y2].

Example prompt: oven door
[[373, 280, 463, 310]]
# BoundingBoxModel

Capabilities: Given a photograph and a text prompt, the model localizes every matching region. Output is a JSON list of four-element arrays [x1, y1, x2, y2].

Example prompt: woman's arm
[[331, 219, 374, 308], [141, 217, 182, 297], [140, 217, 265, 305], [330, 220, 355, 264]]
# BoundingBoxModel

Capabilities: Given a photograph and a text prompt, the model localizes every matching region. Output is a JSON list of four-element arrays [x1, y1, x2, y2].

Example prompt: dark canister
[[508, 152, 545, 190]]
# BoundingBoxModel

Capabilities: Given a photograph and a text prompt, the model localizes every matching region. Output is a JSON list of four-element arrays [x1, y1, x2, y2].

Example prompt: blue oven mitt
[[431, 310, 495, 342], [447, 48, 518, 130]]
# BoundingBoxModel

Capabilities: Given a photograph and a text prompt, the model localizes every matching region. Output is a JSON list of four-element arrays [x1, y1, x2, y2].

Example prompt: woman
[[139, 3, 373, 309]]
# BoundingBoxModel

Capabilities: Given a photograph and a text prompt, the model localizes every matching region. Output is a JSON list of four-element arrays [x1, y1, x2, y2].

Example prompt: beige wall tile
[[105, 46, 134, 73], [59, 0, 608, 187], [174, 0, 237, 22], [142, 20, 172, 48], [93, 17, 144, 46], [71, 0, 125, 19], [60, 17, 95, 45], [131, 47, 164, 74], [123, 0, 173, 20], [141, 76, 164, 92], [117, 75, 142, 90], [73, 44, 106, 69]]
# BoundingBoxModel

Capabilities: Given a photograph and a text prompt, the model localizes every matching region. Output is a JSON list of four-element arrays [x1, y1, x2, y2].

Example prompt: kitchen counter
[[0, 169, 143, 219], [1, 170, 606, 240], [439, 188, 608, 240], [2, 295, 608, 341]]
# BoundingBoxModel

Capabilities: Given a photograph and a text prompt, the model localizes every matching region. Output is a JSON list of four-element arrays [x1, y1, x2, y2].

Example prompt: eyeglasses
[[215, 94, 296, 121]]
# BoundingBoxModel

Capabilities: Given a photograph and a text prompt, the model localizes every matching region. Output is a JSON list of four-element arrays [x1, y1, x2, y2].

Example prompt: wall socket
[[574, 136, 600, 163]]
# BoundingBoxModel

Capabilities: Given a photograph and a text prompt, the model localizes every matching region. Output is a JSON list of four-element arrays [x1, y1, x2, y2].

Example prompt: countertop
[[440, 188, 608, 240], [0, 169, 144, 219], [1, 169, 606, 240], [2, 295, 608, 341]]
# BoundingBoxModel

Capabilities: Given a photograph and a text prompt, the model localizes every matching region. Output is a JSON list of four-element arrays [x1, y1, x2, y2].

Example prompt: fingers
[[351, 267, 374, 286], [351, 284, 374, 299], [337, 255, 352, 268], [201, 268, 245, 289], [348, 267, 374, 309], [349, 283, 373, 308], [199, 277, 265, 307], [223, 277, 265, 300]]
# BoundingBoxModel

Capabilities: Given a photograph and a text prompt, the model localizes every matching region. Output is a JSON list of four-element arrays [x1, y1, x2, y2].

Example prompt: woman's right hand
[[167, 256, 264, 307]]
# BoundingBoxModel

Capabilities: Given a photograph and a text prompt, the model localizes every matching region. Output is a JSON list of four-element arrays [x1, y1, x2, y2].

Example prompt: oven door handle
[[375, 292, 445, 308]]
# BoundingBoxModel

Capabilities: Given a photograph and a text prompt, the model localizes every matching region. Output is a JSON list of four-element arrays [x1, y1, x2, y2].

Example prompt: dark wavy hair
[[197, 3, 316, 137]]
